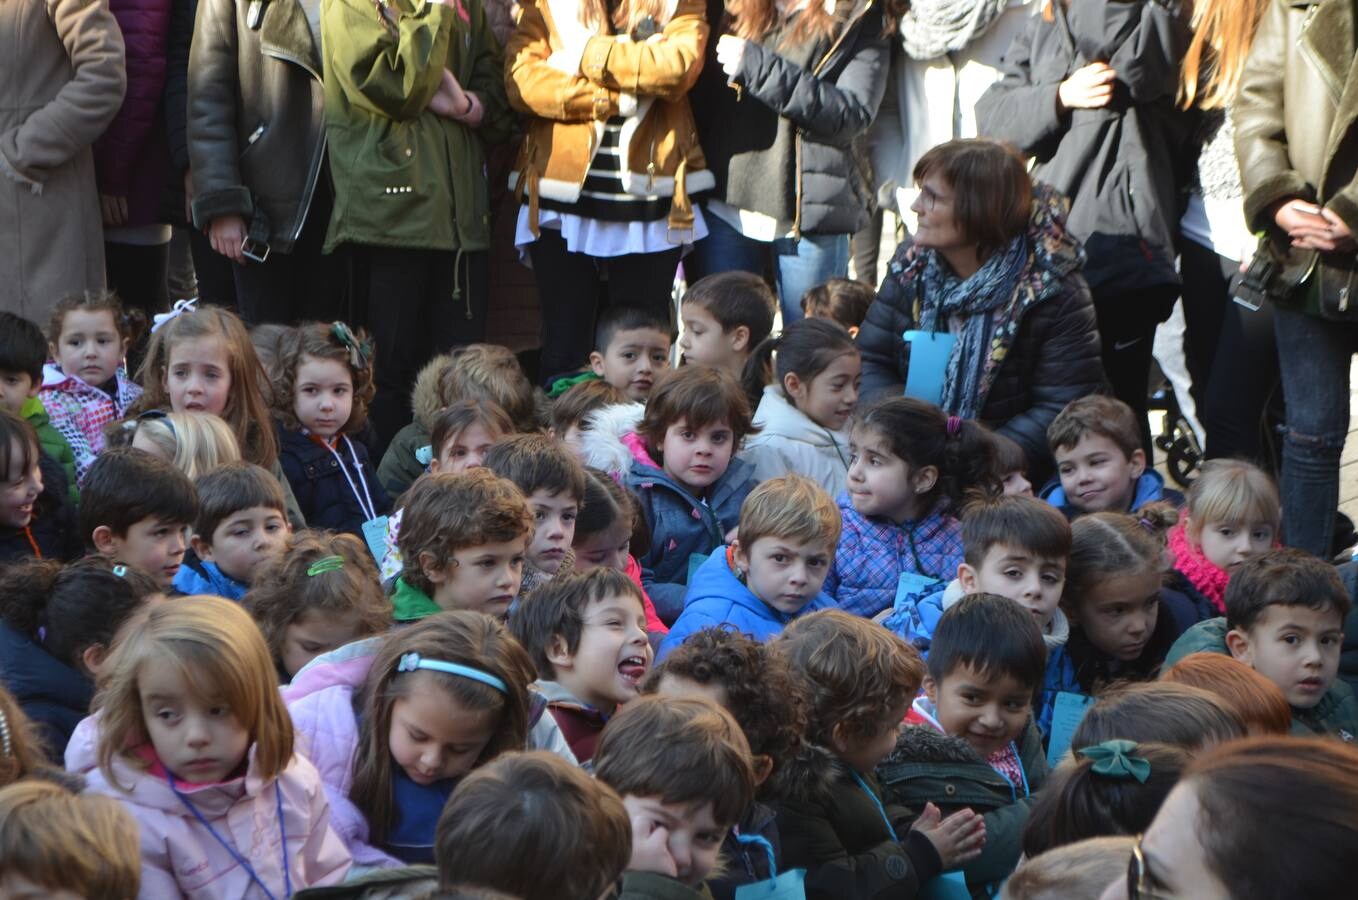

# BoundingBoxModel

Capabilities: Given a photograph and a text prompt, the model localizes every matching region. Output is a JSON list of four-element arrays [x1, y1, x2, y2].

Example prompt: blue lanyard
[[736, 831, 778, 881], [166, 771, 293, 900], [850, 771, 898, 842]]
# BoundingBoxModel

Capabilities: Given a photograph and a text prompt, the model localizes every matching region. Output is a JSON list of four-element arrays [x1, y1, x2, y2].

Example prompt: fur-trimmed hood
[[410, 353, 452, 434], [580, 402, 649, 477], [885, 723, 988, 769], [778, 741, 848, 807]]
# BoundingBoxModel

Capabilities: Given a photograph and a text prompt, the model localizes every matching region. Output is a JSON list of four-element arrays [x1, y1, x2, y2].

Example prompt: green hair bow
[[1077, 739, 1151, 783], [331, 321, 373, 371]]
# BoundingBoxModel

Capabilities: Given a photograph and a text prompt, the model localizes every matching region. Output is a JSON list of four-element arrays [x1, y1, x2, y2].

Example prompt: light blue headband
[[397, 652, 508, 694]]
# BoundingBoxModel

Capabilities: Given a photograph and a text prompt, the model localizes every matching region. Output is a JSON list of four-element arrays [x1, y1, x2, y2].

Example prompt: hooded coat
[[377, 353, 449, 498], [0, 620, 93, 761], [740, 385, 852, 498]]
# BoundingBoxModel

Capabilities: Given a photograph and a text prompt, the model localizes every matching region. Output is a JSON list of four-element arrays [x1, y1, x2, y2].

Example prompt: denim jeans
[[1273, 306, 1358, 557], [687, 209, 850, 323]]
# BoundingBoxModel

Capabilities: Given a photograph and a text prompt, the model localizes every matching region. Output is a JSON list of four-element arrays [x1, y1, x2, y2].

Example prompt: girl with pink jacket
[[82, 595, 351, 898]]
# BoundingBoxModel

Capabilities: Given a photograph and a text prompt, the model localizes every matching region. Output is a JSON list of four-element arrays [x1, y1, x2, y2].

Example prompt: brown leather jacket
[[1234, 0, 1358, 313], [504, 0, 714, 233]]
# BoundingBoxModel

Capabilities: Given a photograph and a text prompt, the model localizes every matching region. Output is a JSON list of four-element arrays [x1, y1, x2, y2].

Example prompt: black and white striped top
[[540, 116, 675, 222]]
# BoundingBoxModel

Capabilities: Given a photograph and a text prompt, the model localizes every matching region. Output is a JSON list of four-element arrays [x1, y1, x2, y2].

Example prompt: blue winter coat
[[277, 427, 392, 538], [626, 458, 757, 626], [173, 554, 248, 600], [659, 547, 835, 660], [1040, 470, 1185, 520], [0, 620, 93, 761], [823, 494, 963, 619]]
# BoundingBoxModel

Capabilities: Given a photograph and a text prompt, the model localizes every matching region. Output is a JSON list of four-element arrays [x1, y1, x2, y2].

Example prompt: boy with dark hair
[[595, 695, 756, 896], [81, 448, 198, 588], [1166, 548, 1357, 739], [0, 312, 77, 501], [800, 278, 873, 338], [483, 433, 587, 600], [879, 593, 1051, 896], [174, 461, 292, 600], [510, 568, 653, 763], [585, 305, 673, 403], [1042, 395, 1182, 518], [678, 272, 776, 378]]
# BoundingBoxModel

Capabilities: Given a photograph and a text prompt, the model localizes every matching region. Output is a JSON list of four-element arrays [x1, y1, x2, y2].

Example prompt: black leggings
[[1092, 283, 1179, 458]]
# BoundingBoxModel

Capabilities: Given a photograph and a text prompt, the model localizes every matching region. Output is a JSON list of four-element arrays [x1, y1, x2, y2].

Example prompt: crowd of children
[[1, 274, 1358, 900]]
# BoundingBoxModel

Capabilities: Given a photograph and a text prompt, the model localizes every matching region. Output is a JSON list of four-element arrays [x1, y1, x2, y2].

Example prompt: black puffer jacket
[[857, 186, 1105, 482], [975, 0, 1194, 293], [691, 0, 890, 235]]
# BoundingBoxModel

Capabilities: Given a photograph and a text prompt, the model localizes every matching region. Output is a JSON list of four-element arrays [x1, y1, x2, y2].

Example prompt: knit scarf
[[1168, 522, 1230, 614], [899, 0, 1013, 60], [917, 234, 1028, 420]]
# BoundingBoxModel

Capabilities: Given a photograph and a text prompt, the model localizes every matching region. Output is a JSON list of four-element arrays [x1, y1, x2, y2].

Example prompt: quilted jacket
[[278, 428, 392, 538], [38, 362, 143, 483]]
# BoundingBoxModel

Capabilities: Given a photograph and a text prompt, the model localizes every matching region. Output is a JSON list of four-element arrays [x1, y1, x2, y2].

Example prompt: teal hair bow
[[331, 321, 373, 371], [1077, 739, 1151, 783]]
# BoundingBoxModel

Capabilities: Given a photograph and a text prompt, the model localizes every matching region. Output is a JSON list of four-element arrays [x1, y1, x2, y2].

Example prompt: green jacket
[[392, 575, 441, 621], [1165, 617, 1358, 741], [320, 0, 513, 253], [22, 397, 78, 505], [878, 719, 1048, 897]]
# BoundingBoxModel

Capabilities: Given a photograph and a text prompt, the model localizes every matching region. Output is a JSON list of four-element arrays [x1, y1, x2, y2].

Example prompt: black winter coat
[[691, 0, 890, 235], [0, 451, 80, 567], [974, 0, 1195, 293], [0, 620, 94, 761], [857, 190, 1105, 484], [277, 427, 392, 538]]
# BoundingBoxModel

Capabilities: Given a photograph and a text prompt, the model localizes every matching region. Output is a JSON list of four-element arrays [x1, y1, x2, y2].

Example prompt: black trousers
[[527, 227, 680, 382], [1092, 282, 1179, 459], [349, 244, 489, 453]]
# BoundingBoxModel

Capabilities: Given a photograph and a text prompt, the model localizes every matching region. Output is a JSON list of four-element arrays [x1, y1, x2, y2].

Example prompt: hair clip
[[397, 652, 508, 694], [306, 555, 345, 577], [0, 705, 10, 759], [113, 564, 128, 577], [946, 414, 962, 437], [151, 297, 198, 334], [331, 321, 372, 372], [1077, 739, 1150, 783], [1137, 516, 1155, 532]]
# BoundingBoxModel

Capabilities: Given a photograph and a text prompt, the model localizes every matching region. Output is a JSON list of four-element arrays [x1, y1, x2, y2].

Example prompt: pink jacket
[[84, 746, 351, 898]]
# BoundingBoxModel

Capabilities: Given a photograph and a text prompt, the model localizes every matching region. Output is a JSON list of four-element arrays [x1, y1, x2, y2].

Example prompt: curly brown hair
[[242, 531, 392, 677], [644, 628, 807, 798], [271, 322, 376, 434], [773, 609, 924, 746]]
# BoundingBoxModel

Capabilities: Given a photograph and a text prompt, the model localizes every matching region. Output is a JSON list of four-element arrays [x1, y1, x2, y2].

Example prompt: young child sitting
[[274, 323, 392, 538], [39, 291, 143, 483], [84, 596, 351, 894], [244, 531, 392, 682], [391, 469, 534, 623], [510, 568, 653, 764], [879, 594, 1050, 894], [572, 467, 667, 637], [0, 410, 78, 564], [1037, 507, 1201, 737], [1166, 459, 1280, 618], [625, 365, 758, 624], [990, 429, 1034, 498], [584, 306, 673, 403], [435, 751, 632, 900], [660, 475, 839, 660], [594, 695, 756, 896], [832, 397, 996, 620], [120, 410, 242, 479], [482, 433, 586, 602], [1042, 395, 1183, 519], [1161, 652, 1292, 736], [999, 835, 1134, 900], [740, 318, 860, 497], [550, 379, 626, 461], [174, 461, 292, 599], [81, 447, 198, 588], [774, 610, 985, 899], [1165, 548, 1358, 740], [892, 495, 1072, 653], [0, 311, 77, 502], [678, 271, 777, 379], [0, 779, 141, 898], [648, 628, 809, 899], [801, 278, 874, 338], [1068, 681, 1245, 754], [285, 611, 535, 866]]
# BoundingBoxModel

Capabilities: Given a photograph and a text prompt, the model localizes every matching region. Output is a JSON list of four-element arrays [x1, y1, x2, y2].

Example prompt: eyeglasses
[[1127, 835, 1174, 900], [916, 183, 951, 212]]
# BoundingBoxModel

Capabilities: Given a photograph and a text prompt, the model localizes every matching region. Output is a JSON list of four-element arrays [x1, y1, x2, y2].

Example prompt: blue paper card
[[361, 515, 391, 565], [1046, 691, 1097, 767], [735, 869, 807, 900], [903, 330, 957, 406], [688, 552, 710, 582], [920, 870, 970, 900], [896, 571, 941, 607]]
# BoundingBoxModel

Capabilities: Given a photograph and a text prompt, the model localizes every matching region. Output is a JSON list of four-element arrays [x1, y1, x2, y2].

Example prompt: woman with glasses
[[1100, 736, 1358, 900], [856, 138, 1103, 485]]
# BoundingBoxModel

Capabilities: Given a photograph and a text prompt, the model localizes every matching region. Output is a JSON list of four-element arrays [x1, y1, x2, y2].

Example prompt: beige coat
[[0, 0, 126, 323]]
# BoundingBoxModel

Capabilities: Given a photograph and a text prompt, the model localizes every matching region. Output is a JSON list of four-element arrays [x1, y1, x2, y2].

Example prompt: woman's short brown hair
[[637, 365, 756, 463], [913, 138, 1033, 261], [0, 780, 141, 898], [1160, 653, 1291, 735], [436, 751, 631, 900]]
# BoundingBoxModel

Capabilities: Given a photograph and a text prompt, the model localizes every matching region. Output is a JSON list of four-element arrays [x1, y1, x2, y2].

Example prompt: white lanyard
[[318, 434, 377, 521]]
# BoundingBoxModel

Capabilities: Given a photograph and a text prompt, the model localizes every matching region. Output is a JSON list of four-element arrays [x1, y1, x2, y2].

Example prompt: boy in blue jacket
[[175, 462, 291, 600], [659, 475, 838, 660]]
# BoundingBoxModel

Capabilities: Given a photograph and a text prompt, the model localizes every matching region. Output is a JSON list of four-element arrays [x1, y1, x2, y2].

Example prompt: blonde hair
[[738, 474, 842, 550], [439, 345, 538, 434], [93, 596, 295, 787], [1184, 459, 1280, 540], [135, 411, 242, 480], [1001, 836, 1134, 900], [0, 780, 141, 898], [1179, 0, 1267, 109]]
